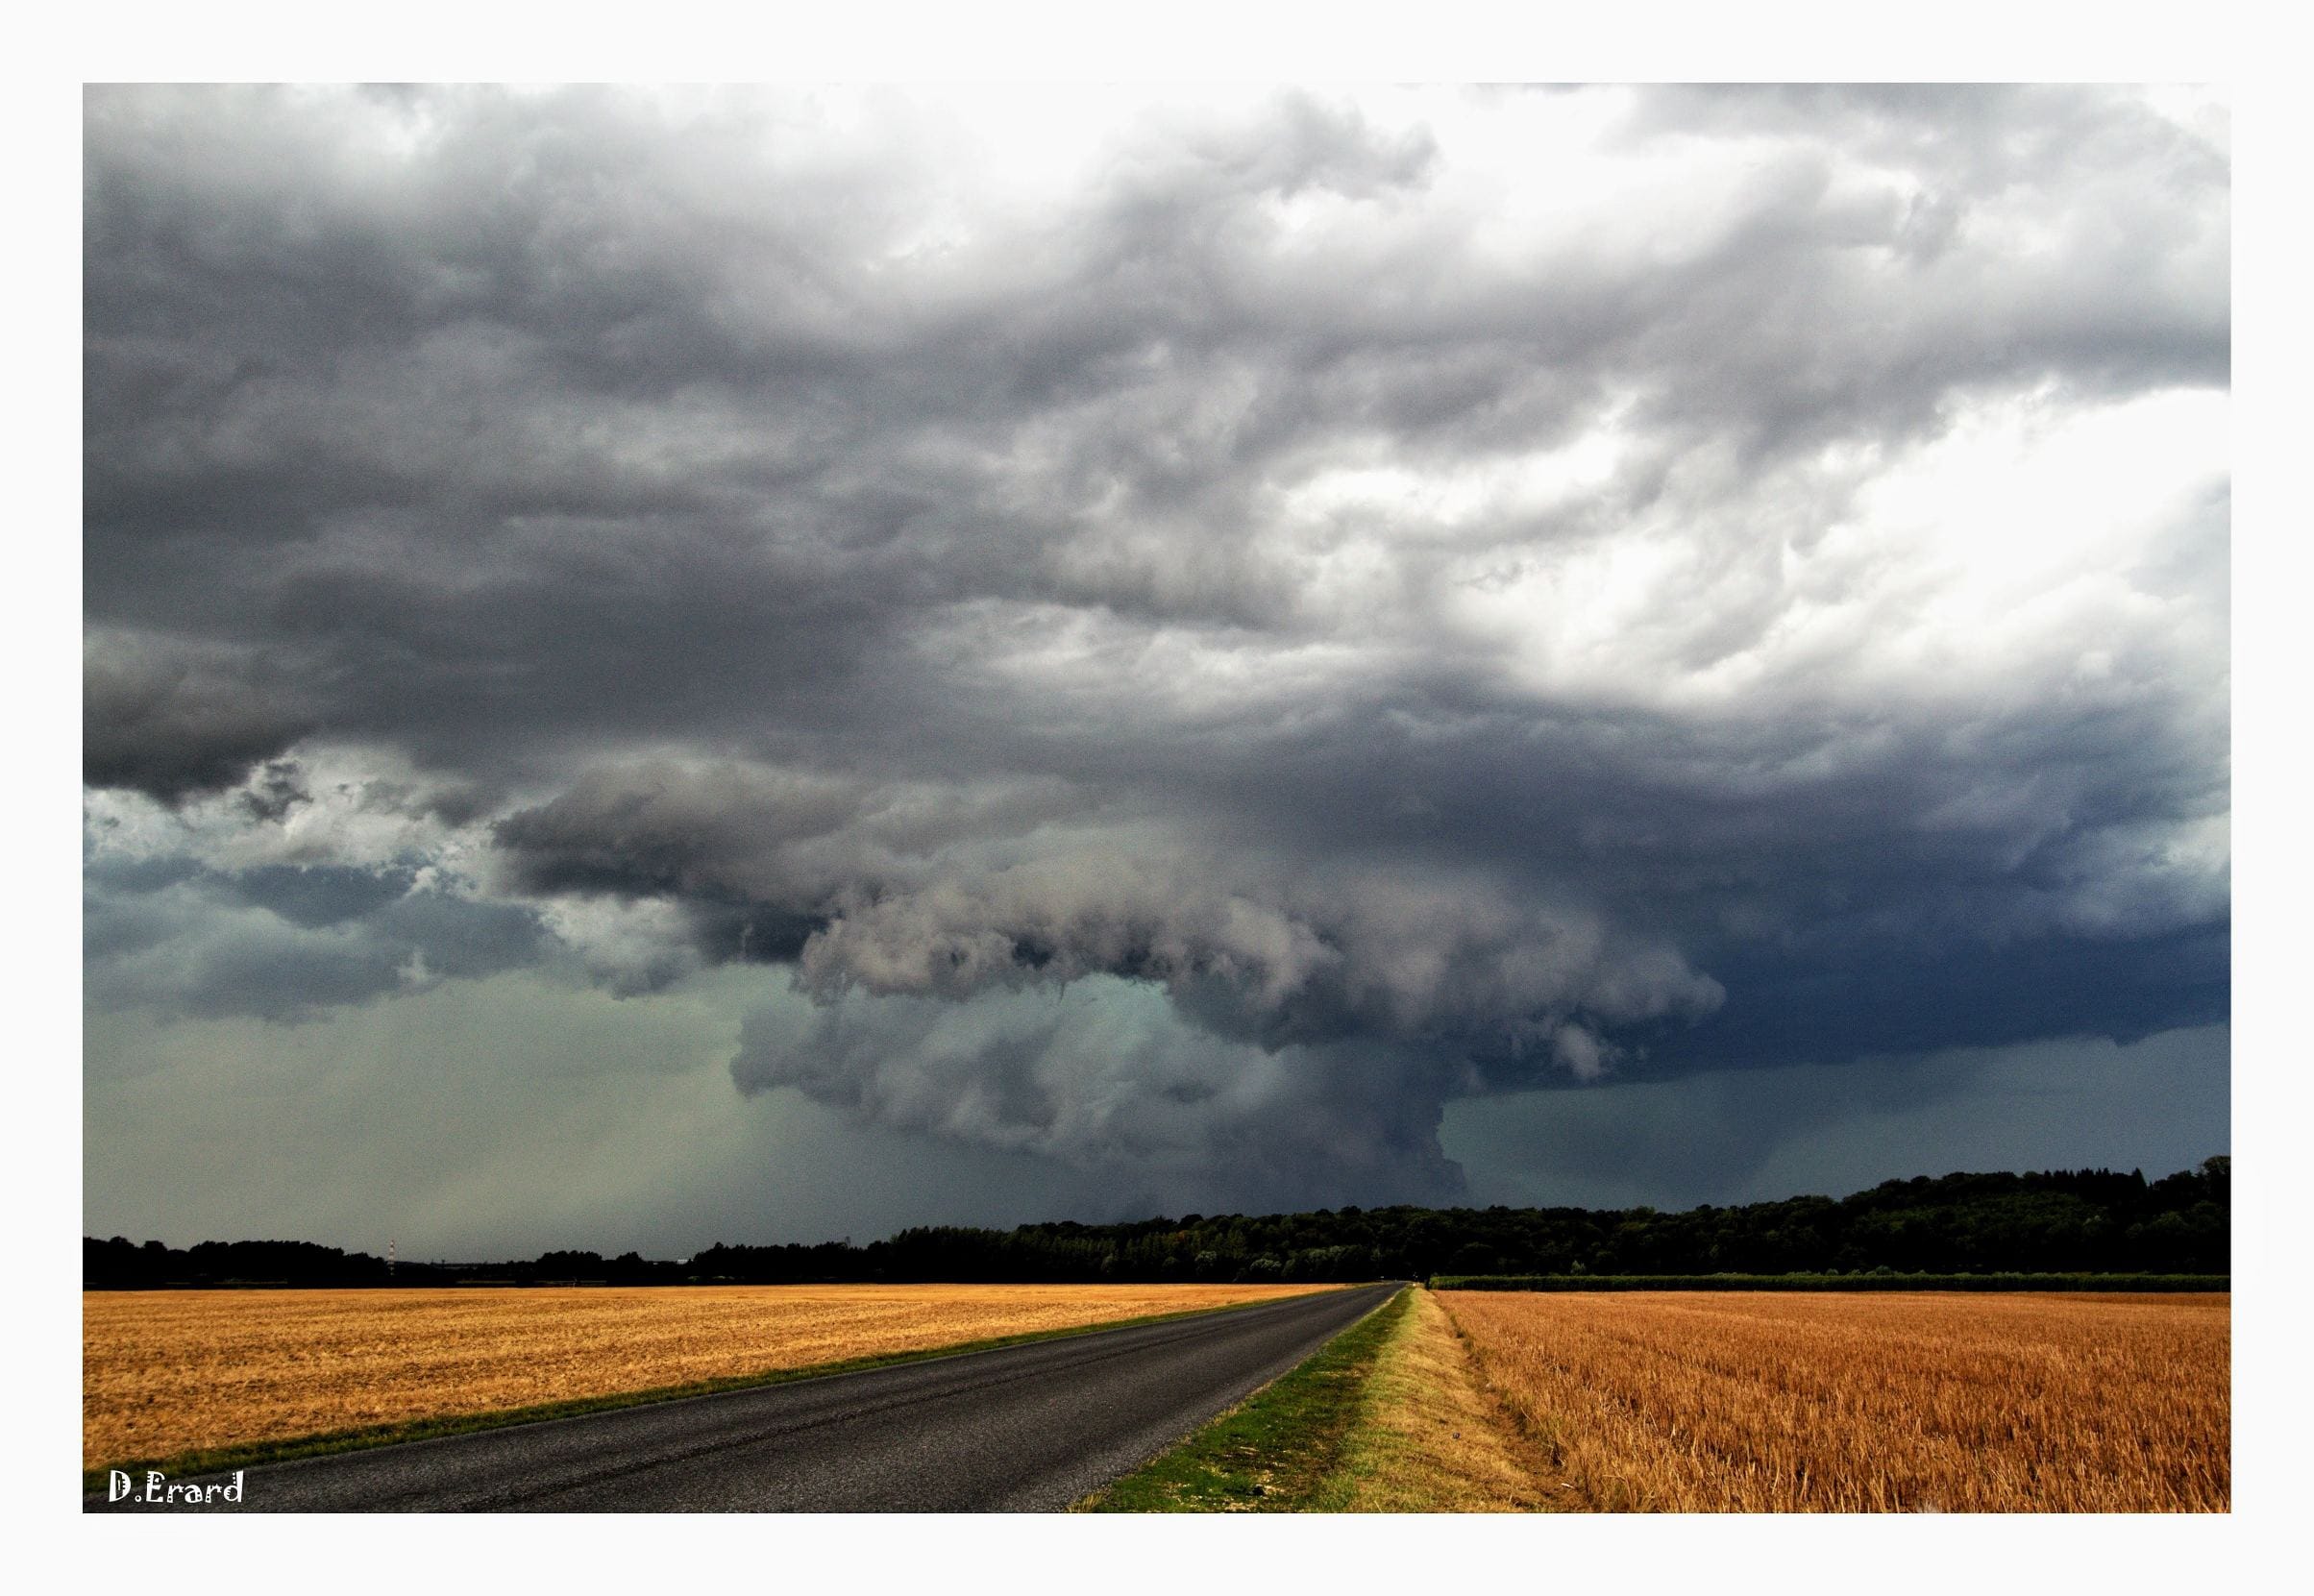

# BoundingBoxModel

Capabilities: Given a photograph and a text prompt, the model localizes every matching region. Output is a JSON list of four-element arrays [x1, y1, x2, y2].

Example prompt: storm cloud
[[84, 86, 2228, 1229]]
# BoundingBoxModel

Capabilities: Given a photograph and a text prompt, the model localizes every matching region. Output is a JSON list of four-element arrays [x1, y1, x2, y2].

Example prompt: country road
[[86, 1282, 1402, 1512]]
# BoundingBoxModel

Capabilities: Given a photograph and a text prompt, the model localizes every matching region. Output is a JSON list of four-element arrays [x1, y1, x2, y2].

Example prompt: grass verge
[[1075, 1287, 1409, 1511], [1300, 1286, 1551, 1511], [82, 1289, 1348, 1496]]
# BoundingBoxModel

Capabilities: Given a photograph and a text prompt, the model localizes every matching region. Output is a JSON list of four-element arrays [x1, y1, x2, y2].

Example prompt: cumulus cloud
[[83, 85, 2228, 1215], [792, 847, 1724, 1056], [730, 976, 1470, 1213]]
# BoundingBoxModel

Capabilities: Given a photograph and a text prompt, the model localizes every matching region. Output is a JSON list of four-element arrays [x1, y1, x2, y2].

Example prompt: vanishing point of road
[[86, 1282, 1401, 1512]]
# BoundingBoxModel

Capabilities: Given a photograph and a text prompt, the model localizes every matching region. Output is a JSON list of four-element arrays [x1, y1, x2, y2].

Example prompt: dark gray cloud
[[83, 630, 314, 799], [83, 86, 2228, 1225], [730, 977, 1471, 1213]]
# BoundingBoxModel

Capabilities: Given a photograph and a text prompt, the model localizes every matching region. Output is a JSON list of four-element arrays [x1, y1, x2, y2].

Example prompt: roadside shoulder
[[1079, 1284, 1553, 1512], [1307, 1285, 1550, 1511], [1076, 1285, 1408, 1511]]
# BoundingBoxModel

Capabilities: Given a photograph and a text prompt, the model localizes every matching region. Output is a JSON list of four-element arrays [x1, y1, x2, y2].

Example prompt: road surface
[[87, 1282, 1401, 1512]]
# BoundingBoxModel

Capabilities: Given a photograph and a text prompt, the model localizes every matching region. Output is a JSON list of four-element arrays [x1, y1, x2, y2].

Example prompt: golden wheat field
[[1438, 1290, 2228, 1512], [83, 1282, 1329, 1470]]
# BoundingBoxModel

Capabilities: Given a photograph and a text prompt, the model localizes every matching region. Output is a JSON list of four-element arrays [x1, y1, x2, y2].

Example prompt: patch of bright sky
[[2139, 83, 2231, 160], [1446, 384, 2227, 715], [83, 743, 487, 880], [1280, 415, 1631, 530]]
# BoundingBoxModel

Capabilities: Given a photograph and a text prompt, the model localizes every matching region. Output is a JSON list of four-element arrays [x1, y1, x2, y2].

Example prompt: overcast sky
[[82, 84, 2229, 1255]]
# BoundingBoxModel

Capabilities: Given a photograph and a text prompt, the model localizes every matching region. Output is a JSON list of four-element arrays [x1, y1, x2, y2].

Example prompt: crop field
[[1439, 1289, 2228, 1511], [83, 1282, 1330, 1471]]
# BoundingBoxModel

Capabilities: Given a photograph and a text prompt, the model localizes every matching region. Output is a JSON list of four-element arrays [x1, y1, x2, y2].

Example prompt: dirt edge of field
[[1432, 1289, 1606, 1510], [82, 1289, 1347, 1493], [1079, 1285, 1552, 1512], [1303, 1285, 1553, 1511]]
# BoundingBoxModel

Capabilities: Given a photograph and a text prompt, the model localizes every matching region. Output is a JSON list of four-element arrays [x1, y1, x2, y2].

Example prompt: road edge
[[1073, 1283, 1410, 1511]]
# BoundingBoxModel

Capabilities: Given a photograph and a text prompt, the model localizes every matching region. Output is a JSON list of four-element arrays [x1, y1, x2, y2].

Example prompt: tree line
[[84, 1155, 2228, 1289]]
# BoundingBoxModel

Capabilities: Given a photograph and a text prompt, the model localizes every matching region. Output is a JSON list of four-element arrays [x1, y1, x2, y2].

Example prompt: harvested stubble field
[[1439, 1289, 2228, 1512], [84, 1282, 1328, 1471]]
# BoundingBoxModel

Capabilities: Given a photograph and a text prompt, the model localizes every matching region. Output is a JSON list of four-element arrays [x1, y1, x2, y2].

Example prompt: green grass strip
[[1077, 1286, 1409, 1512], [1430, 1272, 2228, 1292], [83, 1289, 1351, 1496]]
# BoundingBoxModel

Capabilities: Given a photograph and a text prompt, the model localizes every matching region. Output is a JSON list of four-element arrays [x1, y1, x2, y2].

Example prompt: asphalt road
[[87, 1282, 1401, 1512]]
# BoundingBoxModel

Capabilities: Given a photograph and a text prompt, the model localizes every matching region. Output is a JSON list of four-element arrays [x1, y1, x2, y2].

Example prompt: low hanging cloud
[[730, 976, 1477, 1212], [789, 849, 1724, 1053], [83, 630, 314, 802], [83, 85, 2228, 1214]]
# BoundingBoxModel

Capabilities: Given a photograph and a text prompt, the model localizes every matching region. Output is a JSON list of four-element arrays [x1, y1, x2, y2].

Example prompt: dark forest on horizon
[[85, 1157, 2229, 1289]]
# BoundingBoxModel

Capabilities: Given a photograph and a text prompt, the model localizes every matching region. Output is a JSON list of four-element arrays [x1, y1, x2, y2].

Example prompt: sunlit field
[[1440, 1290, 2228, 1511], [85, 1282, 1332, 1469]]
